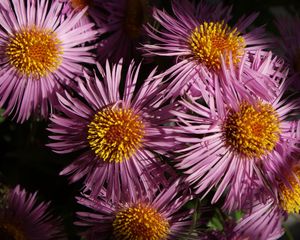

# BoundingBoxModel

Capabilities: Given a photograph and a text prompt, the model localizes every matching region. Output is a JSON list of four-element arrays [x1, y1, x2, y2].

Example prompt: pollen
[[124, 0, 149, 38], [70, 0, 92, 10], [279, 166, 300, 213], [223, 101, 280, 158], [0, 223, 27, 240], [5, 27, 63, 78], [113, 203, 170, 240], [87, 107, 145, 163], [189, 21, 245, 70]]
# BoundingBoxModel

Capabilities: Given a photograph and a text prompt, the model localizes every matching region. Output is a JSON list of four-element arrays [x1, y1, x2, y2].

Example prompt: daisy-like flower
[[97, 0, 152, 63], [76, 180, 194, 240], [276, 160, 300, 214], [143, 0, 273, 97], [0, 185, 65, 240], [0, 0, 98, 123], [48, 60, 177, 201], [235, 153, 300, 239], [171, 52, 300, 211]]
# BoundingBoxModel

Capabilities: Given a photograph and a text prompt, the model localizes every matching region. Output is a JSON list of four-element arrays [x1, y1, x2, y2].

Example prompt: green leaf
[[233, 210, 244, 221], [207, 216, 224, 231], [0, 108, 5, 123]]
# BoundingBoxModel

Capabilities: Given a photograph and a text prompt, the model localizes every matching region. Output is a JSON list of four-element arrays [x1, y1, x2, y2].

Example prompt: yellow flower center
[[223, 101, 280, 158], [124, 0, 149, 38], [5, 27, 63, 78], [0, 223, 27, 240], [189, 21, 245, 70], [113, 203, 170, 240], [87, 107, 145, 163], [280, 166, 300, 213], [70, 0, 92, 10]]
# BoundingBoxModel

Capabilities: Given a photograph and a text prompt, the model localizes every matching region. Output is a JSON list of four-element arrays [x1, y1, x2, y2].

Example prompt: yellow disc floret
[[280, 166, 300, 213], [189, 21, 245, 70], [6, 27, 63, 78], [87, 107, 145, 163], [113, 203, 170, 240], [223, 101, 280, 158], [0, 223, 27, 240]]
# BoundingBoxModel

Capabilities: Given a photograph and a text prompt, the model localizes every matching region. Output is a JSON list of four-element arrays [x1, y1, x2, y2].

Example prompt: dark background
[[1, 0, 300, 239]]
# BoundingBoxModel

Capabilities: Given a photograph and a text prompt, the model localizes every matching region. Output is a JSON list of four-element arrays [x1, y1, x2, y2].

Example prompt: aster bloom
[[97, 0, 152, 63], [143, 0, 273, 98], [203, 123, 300, 240], [76, 180, 194, 240], [171, 53, 300, 211], [0, 185, 65, 240], [0, 0, 98, 123], [246, 162, 300, 238], [48, 60, 177, 201]]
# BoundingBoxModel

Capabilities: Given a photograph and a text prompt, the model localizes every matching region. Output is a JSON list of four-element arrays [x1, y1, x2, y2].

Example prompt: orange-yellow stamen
[[124, 0, 149, 38], [113, 203, 170, 240], [70, 0, 92, 10], [280, 166, 300, 213], [87, 107, 145, 163], [223, 101, 280, 158], [6, 27, 63, 78], [189, 21, 245, 70], [0, 223, 27, 240]]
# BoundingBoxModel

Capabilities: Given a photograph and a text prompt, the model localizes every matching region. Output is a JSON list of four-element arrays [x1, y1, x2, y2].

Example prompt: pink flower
[[143, 0, 273, 98], [0, 185, 65, 240], [0, 0, 98, 122], [48, 60, 178, 201], [171, 52, 300, 211], [233, 148, 300, 239], [76, 180, 194, 240]]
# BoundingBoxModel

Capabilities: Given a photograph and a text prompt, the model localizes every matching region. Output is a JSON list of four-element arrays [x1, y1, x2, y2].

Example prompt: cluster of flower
[[1, 0, 300, 239]]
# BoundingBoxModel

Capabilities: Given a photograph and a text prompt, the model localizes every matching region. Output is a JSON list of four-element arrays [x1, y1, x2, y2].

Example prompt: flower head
[[171, 53, 300, 211], [143, 0, 273, 98], [112, 202, 170, 239], [76, 180, 193, 240], [0, 0, 98, 122], [0, 185, 65, 240], [189, 21, 246, 71], [48, 60, 177, 201], [277, 162, 300, 214], [234, 154, 300, 239], [223, 100, 280, 158]]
